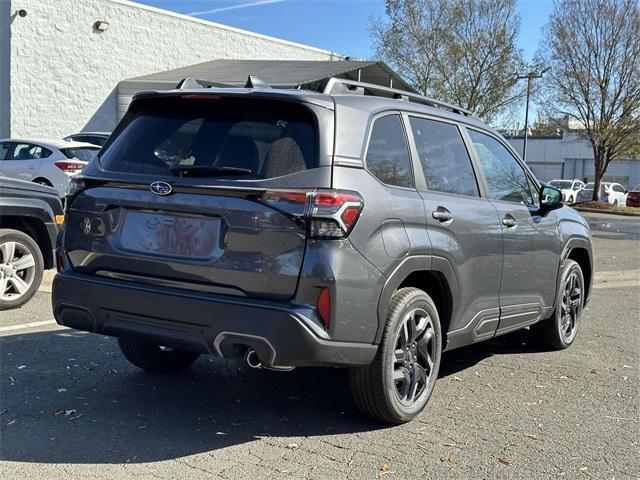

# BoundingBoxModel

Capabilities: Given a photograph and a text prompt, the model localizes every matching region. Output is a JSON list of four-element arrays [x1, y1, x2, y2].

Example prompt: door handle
[[502, 215, 517, 228], [432, 209, 453, 223]]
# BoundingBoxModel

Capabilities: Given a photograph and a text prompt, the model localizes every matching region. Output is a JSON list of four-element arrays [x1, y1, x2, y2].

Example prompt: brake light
[[55, 161, 84, 173], [261, 189, 363, 239], [316, 287, 331, 327]]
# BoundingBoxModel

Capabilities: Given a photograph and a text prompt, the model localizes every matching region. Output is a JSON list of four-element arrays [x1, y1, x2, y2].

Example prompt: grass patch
[[573, 201, 614, 210], [615, 206, 640, 213]]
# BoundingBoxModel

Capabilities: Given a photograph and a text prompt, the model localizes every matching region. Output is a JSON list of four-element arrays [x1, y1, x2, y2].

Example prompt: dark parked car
[[0, 177, 63, 310], [53, 77, 593, 424], [64, 132, 110, 147], [626, 184, 640, 207]]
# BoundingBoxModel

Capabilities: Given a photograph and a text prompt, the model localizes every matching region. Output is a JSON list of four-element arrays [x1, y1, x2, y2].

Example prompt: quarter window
[[468, 130, 534, 205], [409, 117, 479, 197], [365, 115, 413, 188]]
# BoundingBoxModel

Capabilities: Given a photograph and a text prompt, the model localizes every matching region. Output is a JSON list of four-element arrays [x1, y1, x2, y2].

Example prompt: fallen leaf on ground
[[498, 458, 510, 465], [448, 454, 460, 463], [379, 463, 390, 474], [54, 409, 77, 416]]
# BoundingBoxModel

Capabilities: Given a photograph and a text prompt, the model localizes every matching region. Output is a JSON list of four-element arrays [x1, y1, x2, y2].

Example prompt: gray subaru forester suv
[[53, 77, 593, 424]]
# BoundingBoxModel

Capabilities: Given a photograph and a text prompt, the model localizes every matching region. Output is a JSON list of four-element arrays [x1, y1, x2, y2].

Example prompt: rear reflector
[[55, 250, 64, 272], [316, 287, 331, 328], [55, 161, 85, 173]]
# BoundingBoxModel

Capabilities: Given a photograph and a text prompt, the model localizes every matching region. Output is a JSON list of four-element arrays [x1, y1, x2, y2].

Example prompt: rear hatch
[[63, 93, 334, 300]]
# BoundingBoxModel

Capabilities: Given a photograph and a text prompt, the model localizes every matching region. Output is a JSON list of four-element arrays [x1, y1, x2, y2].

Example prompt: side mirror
[[540, 185, 563, 210]]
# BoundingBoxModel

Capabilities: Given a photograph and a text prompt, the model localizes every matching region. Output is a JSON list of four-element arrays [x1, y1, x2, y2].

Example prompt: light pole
[[516, 66, 549, 161]]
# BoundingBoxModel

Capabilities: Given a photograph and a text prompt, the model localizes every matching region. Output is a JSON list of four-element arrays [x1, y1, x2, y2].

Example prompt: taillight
[[261, 189, 363, 239], [55, 161, 84, 173], [316, 287, 331, 328]]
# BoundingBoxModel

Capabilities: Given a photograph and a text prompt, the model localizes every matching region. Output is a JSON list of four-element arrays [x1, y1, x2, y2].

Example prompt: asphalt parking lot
[[0, 212, 638, 479]]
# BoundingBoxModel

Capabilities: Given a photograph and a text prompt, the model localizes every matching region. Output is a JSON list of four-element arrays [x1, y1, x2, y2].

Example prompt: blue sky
[[137, 0, 554, 62]]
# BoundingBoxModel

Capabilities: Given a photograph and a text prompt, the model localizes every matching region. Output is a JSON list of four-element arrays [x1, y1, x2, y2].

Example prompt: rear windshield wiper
[[169, 165, 252, 177]]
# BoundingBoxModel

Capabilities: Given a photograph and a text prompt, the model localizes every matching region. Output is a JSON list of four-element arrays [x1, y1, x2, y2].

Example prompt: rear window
[[61, 147, 99, 162], [98, 97, 318, 179]]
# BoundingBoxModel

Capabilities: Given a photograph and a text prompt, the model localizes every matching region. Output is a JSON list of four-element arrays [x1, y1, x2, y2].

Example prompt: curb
[[573, 207, 640, 217]]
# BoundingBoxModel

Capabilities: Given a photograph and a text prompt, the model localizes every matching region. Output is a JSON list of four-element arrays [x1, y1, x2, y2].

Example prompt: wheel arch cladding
[[376, 255, 457, 346], [398, 271, 453, 336], [567, 247, 592, 303], [0, 216, 53, 269]]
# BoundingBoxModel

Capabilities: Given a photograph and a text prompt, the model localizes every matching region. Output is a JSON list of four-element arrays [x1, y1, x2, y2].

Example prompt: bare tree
[[371, 0, 526, 122], [536, 0, 640, 200]]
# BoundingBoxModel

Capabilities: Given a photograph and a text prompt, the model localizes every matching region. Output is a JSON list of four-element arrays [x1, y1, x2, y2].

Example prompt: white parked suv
[[0, 139, 100, 197], [576, 181, 628, 206], [548, 179, 585, 204]]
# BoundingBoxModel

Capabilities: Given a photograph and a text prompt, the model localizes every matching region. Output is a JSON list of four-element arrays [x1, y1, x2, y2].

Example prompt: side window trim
[[363, 111, 416, 191], [458, 125, 490, 199]]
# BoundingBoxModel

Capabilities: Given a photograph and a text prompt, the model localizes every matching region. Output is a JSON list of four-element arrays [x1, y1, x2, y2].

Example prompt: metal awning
[[121, 59, 415, 92]]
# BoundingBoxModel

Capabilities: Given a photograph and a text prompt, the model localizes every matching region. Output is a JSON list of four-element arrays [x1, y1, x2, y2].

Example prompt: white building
[[507, 133, 640, 189], [0, 0, 344, 138]]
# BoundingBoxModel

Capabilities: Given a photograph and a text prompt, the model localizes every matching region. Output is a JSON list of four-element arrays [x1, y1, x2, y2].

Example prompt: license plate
[[120, 211, 220, 259]]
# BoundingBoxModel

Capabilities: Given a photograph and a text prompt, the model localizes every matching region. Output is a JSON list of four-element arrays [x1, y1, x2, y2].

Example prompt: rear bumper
[[52, 271, 377, 367]]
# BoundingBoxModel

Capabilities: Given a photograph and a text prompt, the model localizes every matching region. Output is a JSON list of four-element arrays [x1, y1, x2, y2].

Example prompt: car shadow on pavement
[[0, 328, 380, 464], [440, 327, 546, 378], [1, 326, 547, 465]]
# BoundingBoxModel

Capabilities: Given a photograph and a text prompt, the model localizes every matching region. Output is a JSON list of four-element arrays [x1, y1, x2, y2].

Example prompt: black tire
[[0, 229, 44, 311], [349, 287, 442, 424], [534, 259, 584, 350], [33, 178, 53, 187], [117, 337, 200, 373], [613, 199, 618, 207], [568, 196, 574, 204]]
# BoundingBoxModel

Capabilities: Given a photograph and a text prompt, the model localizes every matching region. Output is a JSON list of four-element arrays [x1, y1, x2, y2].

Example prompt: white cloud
[[189, 0, 285, 16]]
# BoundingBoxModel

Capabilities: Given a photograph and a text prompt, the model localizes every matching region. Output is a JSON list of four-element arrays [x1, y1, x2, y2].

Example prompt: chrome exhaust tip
[[245, 349, 262, 369]]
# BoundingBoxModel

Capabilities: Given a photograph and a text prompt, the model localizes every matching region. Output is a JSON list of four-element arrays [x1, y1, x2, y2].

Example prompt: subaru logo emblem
[[150, 181, 172, 196], [82, 217, 92, 235]]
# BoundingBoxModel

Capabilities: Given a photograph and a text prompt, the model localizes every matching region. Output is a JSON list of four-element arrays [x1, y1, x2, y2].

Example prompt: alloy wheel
[[0, 241, 36, 301], [392, 308, 436, 406], [560, 271, 582, 342]]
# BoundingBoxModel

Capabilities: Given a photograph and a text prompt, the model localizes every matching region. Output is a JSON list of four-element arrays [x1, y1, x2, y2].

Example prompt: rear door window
[[98, 97, 317, 180], [409, 117, 479, 197], [365, 114, 413, 188], [8, 143, 50, 160]]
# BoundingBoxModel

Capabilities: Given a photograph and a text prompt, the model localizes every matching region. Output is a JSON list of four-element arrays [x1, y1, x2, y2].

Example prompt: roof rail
[[176, 76, 272, 90], [321, 78, 474, 117]]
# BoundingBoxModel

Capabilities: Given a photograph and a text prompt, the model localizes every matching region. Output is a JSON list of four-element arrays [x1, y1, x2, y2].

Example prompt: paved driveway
[[1, 212, 638, 479]]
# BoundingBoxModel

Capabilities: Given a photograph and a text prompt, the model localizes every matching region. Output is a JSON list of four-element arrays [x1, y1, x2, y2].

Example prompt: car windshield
[[98, 96, 318, 179], [549, 180, 573, 189], [633, 185, 640, 191], [61, 147, 99, 162]]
